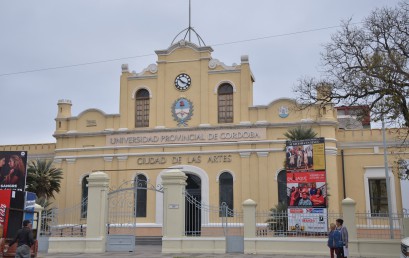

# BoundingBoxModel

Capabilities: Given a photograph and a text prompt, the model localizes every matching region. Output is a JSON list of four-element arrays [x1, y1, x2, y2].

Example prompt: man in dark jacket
[[5, 219, 34, 258]]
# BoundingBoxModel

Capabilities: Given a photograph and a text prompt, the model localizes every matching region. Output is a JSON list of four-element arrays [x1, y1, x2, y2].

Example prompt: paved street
[[38, 245, 377, 258]]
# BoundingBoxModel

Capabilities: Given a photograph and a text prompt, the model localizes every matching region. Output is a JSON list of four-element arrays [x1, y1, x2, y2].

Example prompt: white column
[[161, 169, 187, 253], [243, 199, 257, 254], [342, 198, 357, 257], [85, 171, 110, 253]]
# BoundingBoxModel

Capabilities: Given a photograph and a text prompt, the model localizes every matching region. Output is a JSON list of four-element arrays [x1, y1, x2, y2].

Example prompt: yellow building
[[1, 37, 407, 238]]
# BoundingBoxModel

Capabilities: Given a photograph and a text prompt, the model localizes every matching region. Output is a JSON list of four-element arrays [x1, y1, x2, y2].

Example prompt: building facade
[[1, 39, 408, 237]]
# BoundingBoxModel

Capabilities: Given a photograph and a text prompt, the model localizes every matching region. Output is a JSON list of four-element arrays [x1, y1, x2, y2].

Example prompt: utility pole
[[382, 116, 394, 239]]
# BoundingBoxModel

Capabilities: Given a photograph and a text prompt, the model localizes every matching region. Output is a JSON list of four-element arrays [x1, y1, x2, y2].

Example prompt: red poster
[[287, 171, 326, 183], [0, 189, 11, 238]]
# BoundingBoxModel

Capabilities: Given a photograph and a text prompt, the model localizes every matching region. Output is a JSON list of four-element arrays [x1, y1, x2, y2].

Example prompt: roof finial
[[171, 0, 206, 47], [188, 0, 191, 42]]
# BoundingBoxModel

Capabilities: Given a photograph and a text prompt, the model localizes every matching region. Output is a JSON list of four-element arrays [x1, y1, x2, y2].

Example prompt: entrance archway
[[185, 173, 201, 235]]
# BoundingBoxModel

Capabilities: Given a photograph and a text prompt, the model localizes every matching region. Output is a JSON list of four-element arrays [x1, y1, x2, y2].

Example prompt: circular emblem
[[172, 98, 194, 127], [174, 73, 191, 91], [279, 106, 289, 118]]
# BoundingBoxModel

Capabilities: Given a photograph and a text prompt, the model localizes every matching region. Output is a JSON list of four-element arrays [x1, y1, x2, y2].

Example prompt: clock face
[[174, 73, 191, 91]]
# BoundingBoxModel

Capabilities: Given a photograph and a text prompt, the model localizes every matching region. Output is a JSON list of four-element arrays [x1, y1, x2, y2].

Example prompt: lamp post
[[381, 116, 394, 239]]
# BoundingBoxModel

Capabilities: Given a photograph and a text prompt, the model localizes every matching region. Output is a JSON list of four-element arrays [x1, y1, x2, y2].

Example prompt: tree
[[26, 159, 63, 203], [284, 126, 318, 141], [266, 202, 288, 235], [294, 0, 409, 127]]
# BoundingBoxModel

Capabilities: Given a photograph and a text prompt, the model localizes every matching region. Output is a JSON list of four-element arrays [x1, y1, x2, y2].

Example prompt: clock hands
[[177, 77, 188, 86]]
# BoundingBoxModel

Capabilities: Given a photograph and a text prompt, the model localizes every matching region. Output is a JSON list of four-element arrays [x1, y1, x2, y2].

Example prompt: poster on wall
[[23, 192, 36, 223], [0, 151, 28, 192], [288, 208, 328, 232], [0, 189, 11, 237], [285, 138, 327, 232]]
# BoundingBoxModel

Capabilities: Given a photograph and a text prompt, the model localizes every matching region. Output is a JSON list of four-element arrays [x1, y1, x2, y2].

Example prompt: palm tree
[[26, 159, 63, 202], [284, 126, 317, 141]]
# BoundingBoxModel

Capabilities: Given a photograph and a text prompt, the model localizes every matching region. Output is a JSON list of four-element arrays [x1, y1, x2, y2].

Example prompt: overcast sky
[[0, 0, 401, 145]]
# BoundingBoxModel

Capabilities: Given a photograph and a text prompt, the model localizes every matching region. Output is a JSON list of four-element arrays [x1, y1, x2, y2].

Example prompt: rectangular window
[[136, 98, 149, 127], [218, 94, 233, 123], [368, 179, 388, 216], [135, 187, 147, 217]]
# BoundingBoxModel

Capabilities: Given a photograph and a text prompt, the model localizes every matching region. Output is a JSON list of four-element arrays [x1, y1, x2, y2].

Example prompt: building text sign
[[107, 128, 266, 146]]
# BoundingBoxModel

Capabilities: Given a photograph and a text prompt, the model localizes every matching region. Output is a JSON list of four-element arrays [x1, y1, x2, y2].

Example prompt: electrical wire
[[0, 23, 360, 77]]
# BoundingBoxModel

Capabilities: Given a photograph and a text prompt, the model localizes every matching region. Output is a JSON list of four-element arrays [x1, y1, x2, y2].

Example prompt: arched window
[[134, 174, 147, 217], [277, 170, 288, 205], [218, 84, 233, 123], [81, 175, 89, 218], [135, 89, 150, 127], [219, 172, 233, 217]]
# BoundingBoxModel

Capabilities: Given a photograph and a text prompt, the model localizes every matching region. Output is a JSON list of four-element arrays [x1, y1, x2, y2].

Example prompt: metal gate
[[106, 179, 163, 251], [184, 191, 244, 253]]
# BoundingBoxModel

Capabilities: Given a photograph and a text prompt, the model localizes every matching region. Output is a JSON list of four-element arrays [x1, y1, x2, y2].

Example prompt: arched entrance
[[277, 169, 287, 204], [185, 173, 201, 235]]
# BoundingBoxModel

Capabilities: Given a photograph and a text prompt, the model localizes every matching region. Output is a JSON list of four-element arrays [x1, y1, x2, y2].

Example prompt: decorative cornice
[[66, 158, 76, 164], [127, 64, 158, 78], [257, 152, 269, 157], [240, 152, 251, 158], [208, 59, 239, 71], [117, 156, 128, 161], [103, 156, 113, 162], [155, 40, 213, 56]]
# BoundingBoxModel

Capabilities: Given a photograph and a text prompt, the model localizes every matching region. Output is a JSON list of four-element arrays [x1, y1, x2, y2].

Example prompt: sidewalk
[[38, 245, 375, 258]]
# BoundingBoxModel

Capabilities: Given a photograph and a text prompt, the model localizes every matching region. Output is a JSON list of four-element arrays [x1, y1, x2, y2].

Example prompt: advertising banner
[[0, 189, 11, 238], [24, 192, 36, 223], [288, 208, 328, 232], [0, 151, 28, 191], [285, 137, 327, 232]]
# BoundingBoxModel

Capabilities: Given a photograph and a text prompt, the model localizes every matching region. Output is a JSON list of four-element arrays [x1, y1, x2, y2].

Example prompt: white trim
[[274, 168, 285, 181], [131, 86, 153, 99], [133, 172, 150, 183], [156, 165, 210, 225], [213, 80, 237, 94], [363, 167, 397, 217], [216, 170, 236, 182]]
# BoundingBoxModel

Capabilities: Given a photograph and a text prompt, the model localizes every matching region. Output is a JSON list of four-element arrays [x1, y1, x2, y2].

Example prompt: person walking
[[4, 219, 34, 258], [328, 223, 343, 258], [336, 218, 349, 258]]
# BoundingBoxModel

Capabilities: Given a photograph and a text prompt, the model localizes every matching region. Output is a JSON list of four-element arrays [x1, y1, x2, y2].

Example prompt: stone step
[[135, 236, 162, 245]]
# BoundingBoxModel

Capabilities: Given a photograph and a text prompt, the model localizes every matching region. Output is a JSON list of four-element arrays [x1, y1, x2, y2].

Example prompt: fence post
[[341, 198, 357, 241], [34, 204, 44, 240], [161, 169, 187, 253], [85, 171, 110, 253], [243, 199, 257, 254], [403, 218, 409, 238]]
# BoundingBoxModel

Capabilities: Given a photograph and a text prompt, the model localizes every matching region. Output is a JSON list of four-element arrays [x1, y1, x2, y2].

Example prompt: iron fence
[[255, 210, 342, 238], [356, 211, 407, 239], [184, 191, 243, 237], [40, 198, 87, 237], [255, 209, 408, 240]]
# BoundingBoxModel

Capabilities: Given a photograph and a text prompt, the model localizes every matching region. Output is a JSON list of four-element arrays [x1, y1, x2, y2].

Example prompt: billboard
[[285, 137, 327, 232], [0, 151, 28, 192]]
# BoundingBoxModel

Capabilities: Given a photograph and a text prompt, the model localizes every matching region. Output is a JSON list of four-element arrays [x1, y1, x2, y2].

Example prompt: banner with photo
[[0, 151, 28, 192], [285, 137, 327, 232], [288, 208, 328, 232]]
